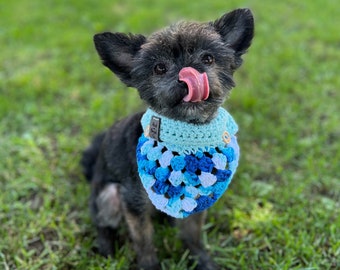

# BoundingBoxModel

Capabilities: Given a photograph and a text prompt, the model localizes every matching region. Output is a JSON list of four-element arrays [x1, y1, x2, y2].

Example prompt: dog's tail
[[80, 132, 106, 181]]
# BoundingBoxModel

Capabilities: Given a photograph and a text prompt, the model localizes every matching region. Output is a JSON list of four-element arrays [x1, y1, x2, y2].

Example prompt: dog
[[81, 8, 254, 270]]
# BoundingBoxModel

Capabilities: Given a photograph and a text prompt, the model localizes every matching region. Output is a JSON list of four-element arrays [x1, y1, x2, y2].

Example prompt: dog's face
[[94, 9, 254, 124]]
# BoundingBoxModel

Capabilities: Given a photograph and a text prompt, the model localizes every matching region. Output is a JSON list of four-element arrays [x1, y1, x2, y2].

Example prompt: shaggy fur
[[81, 8, 254, 270]]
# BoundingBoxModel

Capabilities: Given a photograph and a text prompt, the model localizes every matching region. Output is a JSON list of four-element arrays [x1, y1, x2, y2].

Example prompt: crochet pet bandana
[[136, 107, 239, 218]]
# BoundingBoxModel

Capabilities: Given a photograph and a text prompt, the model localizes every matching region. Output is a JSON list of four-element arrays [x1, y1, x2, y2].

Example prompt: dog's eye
[[202, 54, 214, 65], [154, 63, 167, 75]]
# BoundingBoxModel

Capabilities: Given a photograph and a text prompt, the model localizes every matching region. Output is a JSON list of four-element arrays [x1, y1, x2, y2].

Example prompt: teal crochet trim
[[137, 108, 240, 218], [141, 107, 238, 155]]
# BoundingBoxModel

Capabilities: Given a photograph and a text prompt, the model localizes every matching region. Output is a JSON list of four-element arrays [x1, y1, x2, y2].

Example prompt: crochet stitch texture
[[136, 107, 239, 218]]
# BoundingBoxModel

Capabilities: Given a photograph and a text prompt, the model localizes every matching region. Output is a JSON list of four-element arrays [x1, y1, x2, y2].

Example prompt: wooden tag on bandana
[[149, 116, 161, 141]]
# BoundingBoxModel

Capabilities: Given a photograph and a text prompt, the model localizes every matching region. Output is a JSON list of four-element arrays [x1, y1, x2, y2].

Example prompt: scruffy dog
[[81, 8, 254, 270]]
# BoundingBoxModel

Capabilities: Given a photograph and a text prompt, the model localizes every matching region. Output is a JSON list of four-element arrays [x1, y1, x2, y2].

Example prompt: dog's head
[[94, 9, 254, 124]]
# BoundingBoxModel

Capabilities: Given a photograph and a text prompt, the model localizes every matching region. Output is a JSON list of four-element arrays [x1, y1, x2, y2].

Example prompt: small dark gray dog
[[82, 8, 254, 270]]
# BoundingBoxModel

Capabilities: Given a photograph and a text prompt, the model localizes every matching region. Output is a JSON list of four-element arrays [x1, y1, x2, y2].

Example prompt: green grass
[[1, 0, 339, 269]]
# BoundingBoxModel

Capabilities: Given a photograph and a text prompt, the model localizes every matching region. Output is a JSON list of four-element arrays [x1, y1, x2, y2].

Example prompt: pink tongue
[[179, 67, 209, 102]]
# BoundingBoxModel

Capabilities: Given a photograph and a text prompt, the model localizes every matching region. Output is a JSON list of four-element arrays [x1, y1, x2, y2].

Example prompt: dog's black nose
[[177, 80, 189, 96]]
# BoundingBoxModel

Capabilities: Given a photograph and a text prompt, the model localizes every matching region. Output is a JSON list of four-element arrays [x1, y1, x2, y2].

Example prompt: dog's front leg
[[121, 190, 160, 270], [177, 211, 219, 270]]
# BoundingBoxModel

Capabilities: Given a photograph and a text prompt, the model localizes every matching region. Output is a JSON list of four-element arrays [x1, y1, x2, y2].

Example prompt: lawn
[[0, 0, 339, 269]]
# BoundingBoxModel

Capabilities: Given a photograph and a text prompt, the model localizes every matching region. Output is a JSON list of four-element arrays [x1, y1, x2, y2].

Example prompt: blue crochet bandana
[[136, 108, 239, 218]]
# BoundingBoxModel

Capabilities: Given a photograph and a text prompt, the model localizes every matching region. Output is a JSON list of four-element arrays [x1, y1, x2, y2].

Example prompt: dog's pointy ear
[[213, 8, 254, 56], [93, 32, 146, 86]]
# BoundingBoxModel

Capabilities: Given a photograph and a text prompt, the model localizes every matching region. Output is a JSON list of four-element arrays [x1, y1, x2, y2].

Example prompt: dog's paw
[[138, 262, 161, 270], [192, 251, 220, 270], [195, 260, 220, 270]]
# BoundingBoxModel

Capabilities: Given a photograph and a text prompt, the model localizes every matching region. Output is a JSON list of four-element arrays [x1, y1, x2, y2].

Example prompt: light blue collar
[[140, 107, 238, 155]]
